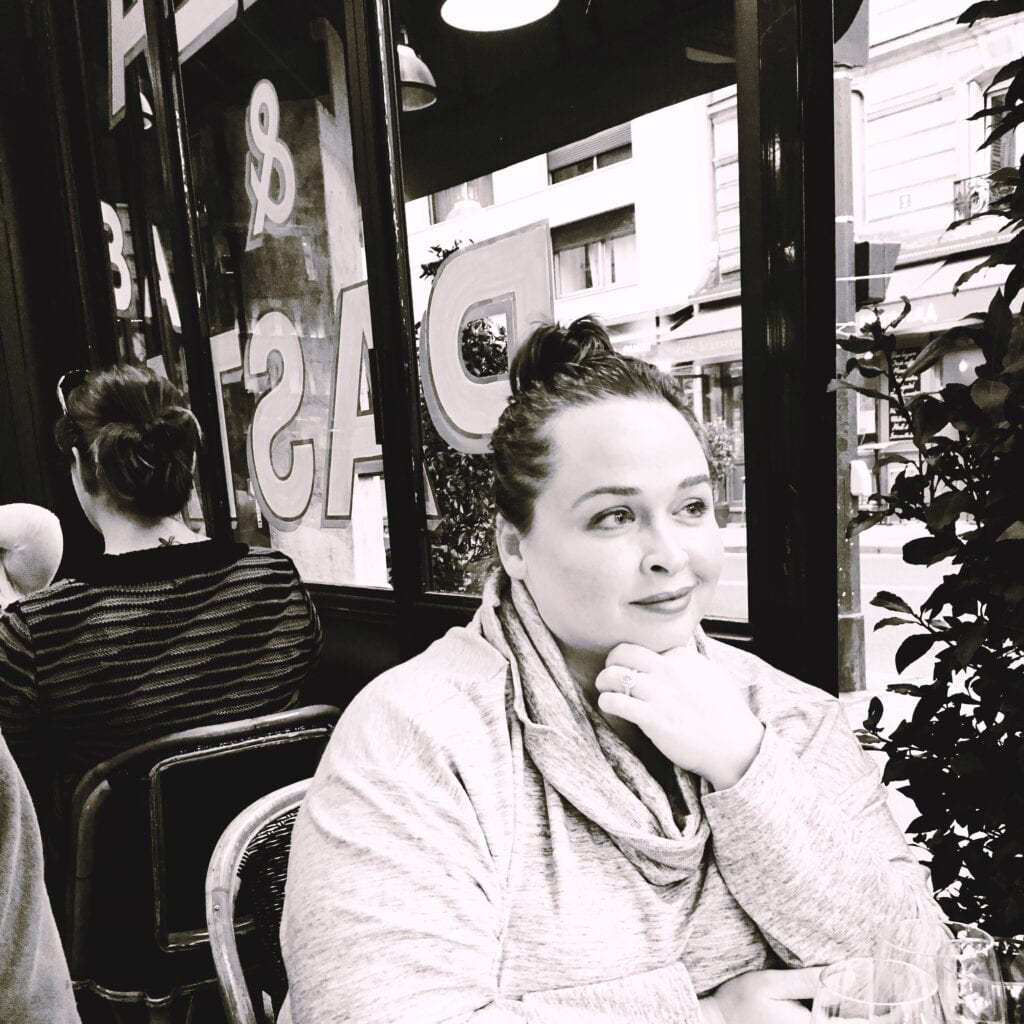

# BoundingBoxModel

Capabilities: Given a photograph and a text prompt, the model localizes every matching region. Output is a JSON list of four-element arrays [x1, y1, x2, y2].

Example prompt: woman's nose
[[640, 522, 689, 575]]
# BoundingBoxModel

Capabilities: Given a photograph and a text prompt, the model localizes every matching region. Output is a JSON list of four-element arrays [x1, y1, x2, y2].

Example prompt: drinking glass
[[997, 943, 1024, 1024], [878, 920, 1006, 1023], [812, 957, 945, 1022]]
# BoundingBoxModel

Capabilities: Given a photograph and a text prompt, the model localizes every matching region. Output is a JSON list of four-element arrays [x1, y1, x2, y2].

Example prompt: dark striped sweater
[[0, 539, 322, 840]]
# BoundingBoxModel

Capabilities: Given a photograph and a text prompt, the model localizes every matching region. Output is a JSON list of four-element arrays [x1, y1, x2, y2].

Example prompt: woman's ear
[[495, 515, 527, 580]]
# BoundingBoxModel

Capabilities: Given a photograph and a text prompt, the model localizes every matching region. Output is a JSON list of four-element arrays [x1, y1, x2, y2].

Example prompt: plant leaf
[[871, 591, 915, 615], [997, 520, 1024, 541], [924, 489, 971, 532], [955, 619, 987, 667], [970, 378, 1010, 417], [910, 396, 949, 442], [874, 452, 912, 469], [903, 534, 959, 566], [903, 331, 962, 376], [847, 510, 887, 538], [864, 696, 884, 730], [832, 379, 894, 403], [895, 633, 940, 674], [954, 256, 996, 293], [958, 0, 1024, 24], [874, 616, 915, 630]]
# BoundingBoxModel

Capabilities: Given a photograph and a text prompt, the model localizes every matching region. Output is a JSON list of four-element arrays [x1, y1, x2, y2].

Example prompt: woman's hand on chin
[[594, 642, 765, 790]]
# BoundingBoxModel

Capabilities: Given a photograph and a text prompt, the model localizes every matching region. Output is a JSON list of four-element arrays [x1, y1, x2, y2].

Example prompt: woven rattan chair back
[[206, 779, 309, 1024]]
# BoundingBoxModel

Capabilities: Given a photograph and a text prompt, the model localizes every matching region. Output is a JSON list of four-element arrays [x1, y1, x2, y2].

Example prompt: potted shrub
[[703, 418, 740, 526], [834, 0, 1024, 1001]]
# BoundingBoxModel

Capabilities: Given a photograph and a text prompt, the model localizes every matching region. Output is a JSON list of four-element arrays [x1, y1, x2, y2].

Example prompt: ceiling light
[[440, 0, 560, 32], [396, 32, 437, 111]]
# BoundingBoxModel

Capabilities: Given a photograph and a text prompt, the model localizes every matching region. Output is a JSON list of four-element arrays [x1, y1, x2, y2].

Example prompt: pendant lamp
[[397, 30, 437, 111], [440, 0, 560, 32]]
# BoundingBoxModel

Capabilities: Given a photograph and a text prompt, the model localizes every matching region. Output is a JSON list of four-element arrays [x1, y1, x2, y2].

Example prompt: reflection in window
[[552, 207, 636, 296], [180, 8, 391, 587], [985, 84, 1017, 172], [711, 109, 740, 276], [548, 123, 632, 184], [430, 175, 495, 224]]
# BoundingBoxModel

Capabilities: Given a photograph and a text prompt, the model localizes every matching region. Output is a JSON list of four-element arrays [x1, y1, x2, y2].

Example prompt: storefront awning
[[865, 257, 1007, 336], [659, 303, 742, 364]]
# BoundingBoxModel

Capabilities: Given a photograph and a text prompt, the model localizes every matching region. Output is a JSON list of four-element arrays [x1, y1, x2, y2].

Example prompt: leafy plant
[[703, 418, 739, 485], [417, 242, 502, 593], [834, 0, 1024, 944]]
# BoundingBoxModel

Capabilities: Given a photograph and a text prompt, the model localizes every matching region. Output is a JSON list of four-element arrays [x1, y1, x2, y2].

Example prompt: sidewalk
[[719, 521, 932, 554]]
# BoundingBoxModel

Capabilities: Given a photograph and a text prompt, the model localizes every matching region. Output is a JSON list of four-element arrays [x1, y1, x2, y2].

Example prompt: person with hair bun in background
[[0, 365, 321, 868], [281, 316, 937, 1024]]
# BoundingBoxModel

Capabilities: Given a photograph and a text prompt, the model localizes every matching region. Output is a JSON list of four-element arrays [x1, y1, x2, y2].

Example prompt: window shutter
[[548, 124, 632, 173], [550, 207, 635, 250], [988, 90, 1016, 172]]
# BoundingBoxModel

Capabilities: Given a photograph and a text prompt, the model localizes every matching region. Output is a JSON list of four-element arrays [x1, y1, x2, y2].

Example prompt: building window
[[551, 207, 637, 296], [710, 109, 740, 275], [985, 84, 1017, 172], [548, 124, 632, 184], [429, 175, 494, 224]]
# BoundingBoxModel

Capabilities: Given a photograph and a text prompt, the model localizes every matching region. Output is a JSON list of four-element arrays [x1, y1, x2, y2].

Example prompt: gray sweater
[[0, 732, 80, 1023], [280, 626, 935, 1023]]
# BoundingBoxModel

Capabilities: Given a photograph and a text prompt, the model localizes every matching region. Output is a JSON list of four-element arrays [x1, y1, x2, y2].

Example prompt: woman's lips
[[631, 587, 695, 614]]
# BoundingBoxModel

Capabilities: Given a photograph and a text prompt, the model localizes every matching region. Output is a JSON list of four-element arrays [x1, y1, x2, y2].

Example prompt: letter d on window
[[421, 222, 554, 454]]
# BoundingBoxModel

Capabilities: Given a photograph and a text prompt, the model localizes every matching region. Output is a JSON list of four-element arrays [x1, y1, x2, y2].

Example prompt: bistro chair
[[206, 778, 310, 1024], [66, 705, 339, 1023]]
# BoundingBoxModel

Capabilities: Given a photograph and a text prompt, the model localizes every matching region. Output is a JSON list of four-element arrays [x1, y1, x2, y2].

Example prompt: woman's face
[[498, 396, 723, 681]]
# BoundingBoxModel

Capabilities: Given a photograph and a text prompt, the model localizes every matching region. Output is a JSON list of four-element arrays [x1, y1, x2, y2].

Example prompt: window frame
[[42, 0, 844, 690]]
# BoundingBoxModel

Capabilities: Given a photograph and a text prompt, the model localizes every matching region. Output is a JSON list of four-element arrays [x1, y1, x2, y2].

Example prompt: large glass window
[[82, 2, 390, 587], [400, 41, 748, 619]]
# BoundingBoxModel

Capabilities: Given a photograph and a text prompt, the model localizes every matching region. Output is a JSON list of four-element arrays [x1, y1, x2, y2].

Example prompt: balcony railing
[[953, 174, 1014, 221]]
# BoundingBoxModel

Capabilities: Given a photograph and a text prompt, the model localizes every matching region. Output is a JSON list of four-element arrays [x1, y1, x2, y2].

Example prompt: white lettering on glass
[[245, 310, 315, 526], [245, 79, 296, 250], [108, 0, 145, 127], [151, 226, 182, 331], [324, 283, 382, 522], [108, 0, 249, 124], [210, 328, 243, 520], [99, 201, 132, 313], [421, 222, 555, 454]]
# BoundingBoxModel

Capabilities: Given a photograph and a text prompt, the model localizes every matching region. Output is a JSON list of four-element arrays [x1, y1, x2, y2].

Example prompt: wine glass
[[878, 919, 1006, 1024], [812, 957, 945, 1022]]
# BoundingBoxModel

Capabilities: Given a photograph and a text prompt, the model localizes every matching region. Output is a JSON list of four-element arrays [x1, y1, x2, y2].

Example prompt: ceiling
[[395, 0, 866, 199]]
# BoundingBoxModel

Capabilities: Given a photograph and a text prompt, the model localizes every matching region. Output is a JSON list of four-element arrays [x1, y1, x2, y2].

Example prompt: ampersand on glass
[[245, 79, 296, 250]]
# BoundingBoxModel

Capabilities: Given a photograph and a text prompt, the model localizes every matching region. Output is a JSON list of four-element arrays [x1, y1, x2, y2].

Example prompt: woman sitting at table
[[280, 316, 935, 1023], [0, 365, 321, 854]]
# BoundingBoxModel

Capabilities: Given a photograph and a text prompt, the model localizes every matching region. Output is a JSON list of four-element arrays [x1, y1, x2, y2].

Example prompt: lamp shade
[[397, 42, 437, 111], [440, 0, 559, 32]]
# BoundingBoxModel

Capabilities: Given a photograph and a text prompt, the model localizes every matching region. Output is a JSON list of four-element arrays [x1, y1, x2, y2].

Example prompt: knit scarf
[[475, 569, 712, 886]]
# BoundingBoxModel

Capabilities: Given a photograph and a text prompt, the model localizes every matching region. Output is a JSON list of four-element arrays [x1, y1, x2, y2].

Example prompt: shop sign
[[888, 347, 922, 442]]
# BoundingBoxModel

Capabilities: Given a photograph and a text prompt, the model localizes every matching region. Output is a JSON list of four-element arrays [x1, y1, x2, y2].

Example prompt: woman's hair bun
[[508, 316, 615, 395], [61, 365, 200, 519]]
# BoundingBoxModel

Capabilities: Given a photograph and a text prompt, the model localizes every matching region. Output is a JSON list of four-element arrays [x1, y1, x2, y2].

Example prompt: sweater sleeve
[[280, 683, 705, 1024], [0, 733, 81, 1024], [701, 703, 936, 966], [0, 605, 43, 769]]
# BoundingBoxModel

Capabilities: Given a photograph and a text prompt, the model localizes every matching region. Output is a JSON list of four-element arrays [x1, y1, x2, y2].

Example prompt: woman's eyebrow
[[572, 475, 711, 508]]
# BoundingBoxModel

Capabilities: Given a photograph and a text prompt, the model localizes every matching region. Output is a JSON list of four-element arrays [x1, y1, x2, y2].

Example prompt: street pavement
[[710, 521, 948, 691], [709, 521, 941, 833]]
